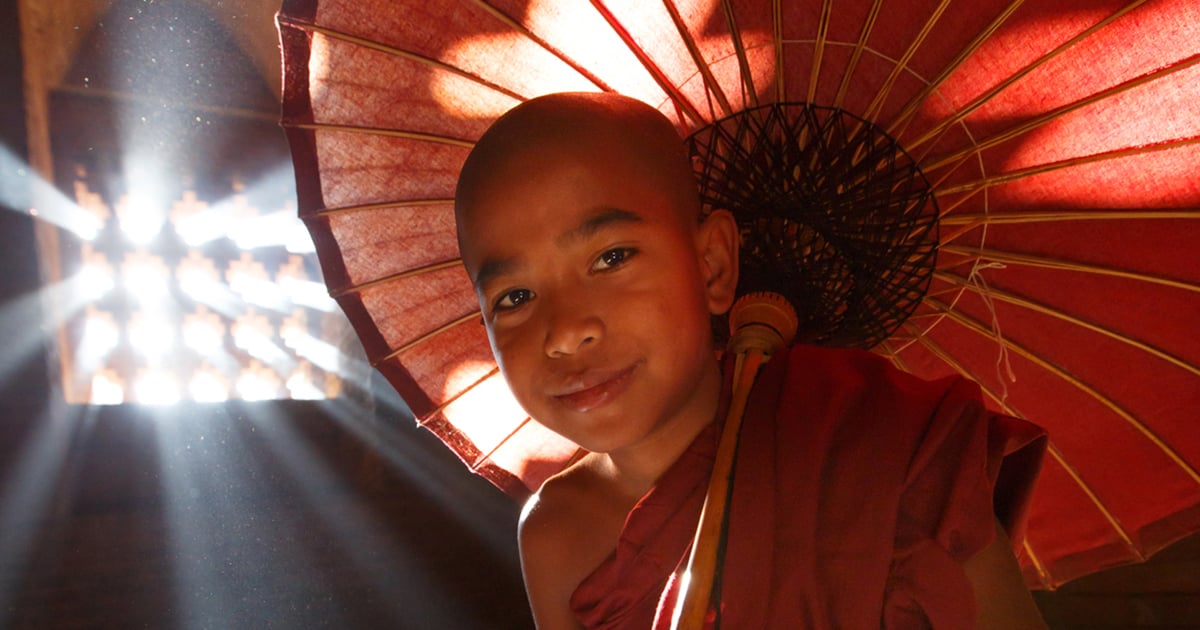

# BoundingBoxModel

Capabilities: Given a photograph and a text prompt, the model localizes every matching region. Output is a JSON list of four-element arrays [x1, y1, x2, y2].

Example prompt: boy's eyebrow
[[558, 207, 644, 246], [473, 256, 516, 290], [473, 208, 643, 289]]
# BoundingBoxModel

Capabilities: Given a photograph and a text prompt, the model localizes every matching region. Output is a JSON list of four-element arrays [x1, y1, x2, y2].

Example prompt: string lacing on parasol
[[687, 103, 940, 351], [966, 259, 1018, 404]]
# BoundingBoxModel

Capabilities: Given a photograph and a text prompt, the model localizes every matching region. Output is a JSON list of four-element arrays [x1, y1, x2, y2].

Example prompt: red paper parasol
[[276, 0, 1200, 588]]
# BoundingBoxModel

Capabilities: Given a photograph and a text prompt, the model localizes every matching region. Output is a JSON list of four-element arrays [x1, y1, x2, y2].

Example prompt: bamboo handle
[[670, 293, 798, 630]]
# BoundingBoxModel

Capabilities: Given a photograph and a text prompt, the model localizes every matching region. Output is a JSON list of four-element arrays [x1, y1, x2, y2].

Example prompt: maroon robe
[[570, 344, 1046, 628]]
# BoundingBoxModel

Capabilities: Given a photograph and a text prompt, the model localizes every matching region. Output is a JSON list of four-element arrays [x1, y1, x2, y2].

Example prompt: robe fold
[[570, 344, 1047, 629]]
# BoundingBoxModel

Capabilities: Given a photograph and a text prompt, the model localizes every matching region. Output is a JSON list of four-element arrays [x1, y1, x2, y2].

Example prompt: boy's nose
[[543, 302, 605, 358]]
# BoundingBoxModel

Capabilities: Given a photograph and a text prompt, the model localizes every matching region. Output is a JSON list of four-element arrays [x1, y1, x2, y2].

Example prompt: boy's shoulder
[[519, 454, 633, 607]]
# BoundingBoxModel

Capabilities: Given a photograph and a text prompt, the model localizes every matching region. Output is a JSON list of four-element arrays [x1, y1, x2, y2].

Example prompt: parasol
[[276, 0, 1200, 588]]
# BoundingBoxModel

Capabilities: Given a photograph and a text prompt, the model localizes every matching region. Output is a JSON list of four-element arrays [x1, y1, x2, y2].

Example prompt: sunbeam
[[0, 401, 96, 626], [0, 146, 103, 241]]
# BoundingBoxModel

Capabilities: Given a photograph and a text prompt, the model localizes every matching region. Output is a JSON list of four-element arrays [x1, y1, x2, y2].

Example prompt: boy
[[454, 92, 1047, 628]]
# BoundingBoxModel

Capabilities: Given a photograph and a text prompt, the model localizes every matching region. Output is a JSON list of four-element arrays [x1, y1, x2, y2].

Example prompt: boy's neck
[[598, 356, 725, 498]]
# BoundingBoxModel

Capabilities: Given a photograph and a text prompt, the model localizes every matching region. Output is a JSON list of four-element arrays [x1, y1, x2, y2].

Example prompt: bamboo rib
[[330, 259, 464, 298], [934, 269, 1200, 377], [940, 245, 1200, 294], [418, 371, 542, 480], [935, 220, 987, 247], [923, 53, 1200, 174], [899, 320, 1012, 408], [589, 0, 705, 128], [858, 0, 952, 126], [1022, 539, 1052, 591], [941, 209, 1200, 226], [470, 0, 616, 93], [876, 339, 909, 371], [1031, 451, 1140, 570], [313, 198, 455, 217], [904, 0, 1151, 152], [663, 0, 733, 119], [287, 122, 475, 148], [832, 0, 882, 110], [884, 0, 1025, 139], [922, 297, 1200, 487], [415, 365, 500, 424], [773, 0, 785, 102], [720, 0, 758, 109], [471, 416, 533, 471], [807, 0, 833, 105], [899, 320, 1139, 568], [376, 309, 480, 365], [277, 16, 526, 102], [934, 133, 1200, 197]]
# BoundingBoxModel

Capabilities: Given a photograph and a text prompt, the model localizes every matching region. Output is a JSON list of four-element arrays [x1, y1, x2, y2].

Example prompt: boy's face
[[456, 123, 734, 455]]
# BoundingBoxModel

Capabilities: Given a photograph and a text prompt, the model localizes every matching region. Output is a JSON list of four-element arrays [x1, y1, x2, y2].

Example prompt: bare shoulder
[[518, 454, 631, 629]]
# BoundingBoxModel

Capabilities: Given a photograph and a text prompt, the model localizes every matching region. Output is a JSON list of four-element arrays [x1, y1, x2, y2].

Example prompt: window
[[21, 0, 353, 404]]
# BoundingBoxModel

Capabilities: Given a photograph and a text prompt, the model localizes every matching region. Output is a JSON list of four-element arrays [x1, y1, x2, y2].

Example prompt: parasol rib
[[469, 416, 535, 471], [884, 0, 1025, 139], [904, 0, 1152, 153], [1021, 538, 1052, 591], [773, 0, 784, 102], [900, 321, 1140, 572], [416, 365, 500, 425], [857, 0, 952, 127], [941, 209, 1200, 226], [377, 310, 481, 365], [934, 269, 1200, 378], [940, 245, 1200, 294], [876, 339, 910, 372], [588, 0, 706, 128], [719, 0, 758, 109], [922, 52, 1200, 174], [285, 122, 475, 148], [923, 296, 1200, 487], [662, 0, 733, 118], [934, 133, 1200, 197], [313, 198, 454, 217], [276, 16, 526, 102], [1046, 442, 1146, 565], [468, 0, 616, 93], [329, 259, 464, 298], [832, 0, 882, 110], [807, 0, 832, 105]]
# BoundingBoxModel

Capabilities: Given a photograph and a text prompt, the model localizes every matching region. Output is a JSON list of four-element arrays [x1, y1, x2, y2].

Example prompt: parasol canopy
[[276, 0, 1200, 588]]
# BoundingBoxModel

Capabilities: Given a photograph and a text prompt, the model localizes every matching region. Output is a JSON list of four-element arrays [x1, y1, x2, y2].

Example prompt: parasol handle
[[670, 292, 798, 630]]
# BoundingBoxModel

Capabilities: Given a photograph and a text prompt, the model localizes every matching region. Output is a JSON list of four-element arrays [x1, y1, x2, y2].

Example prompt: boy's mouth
[[551, 364, 637, 413]]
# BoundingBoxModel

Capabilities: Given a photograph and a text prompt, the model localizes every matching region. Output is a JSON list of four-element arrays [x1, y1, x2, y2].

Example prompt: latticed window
[[21, 0, 357, 405]]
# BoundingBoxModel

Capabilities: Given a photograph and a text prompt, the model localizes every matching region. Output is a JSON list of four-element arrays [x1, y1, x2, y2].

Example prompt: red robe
[[570, 344, 1046, 628]]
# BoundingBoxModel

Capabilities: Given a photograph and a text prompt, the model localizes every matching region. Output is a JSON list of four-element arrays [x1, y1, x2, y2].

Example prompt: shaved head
[[455, 92, 702, 245], [445, 92, 741, 460]]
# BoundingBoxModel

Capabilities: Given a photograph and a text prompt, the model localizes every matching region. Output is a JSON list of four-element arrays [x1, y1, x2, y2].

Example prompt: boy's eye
[[591, 247, 638, 272], [494, 288, 534, 312]]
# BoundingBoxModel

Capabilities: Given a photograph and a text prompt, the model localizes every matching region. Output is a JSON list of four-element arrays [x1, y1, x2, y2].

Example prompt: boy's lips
[[551, 364, 638, 413]]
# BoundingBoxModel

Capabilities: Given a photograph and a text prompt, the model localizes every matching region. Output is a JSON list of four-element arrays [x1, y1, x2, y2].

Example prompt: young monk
[[454, 92, 1049, 629]]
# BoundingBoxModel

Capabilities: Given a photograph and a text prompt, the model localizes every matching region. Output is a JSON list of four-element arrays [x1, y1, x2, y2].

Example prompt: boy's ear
[[696, 209, 739, 315]]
